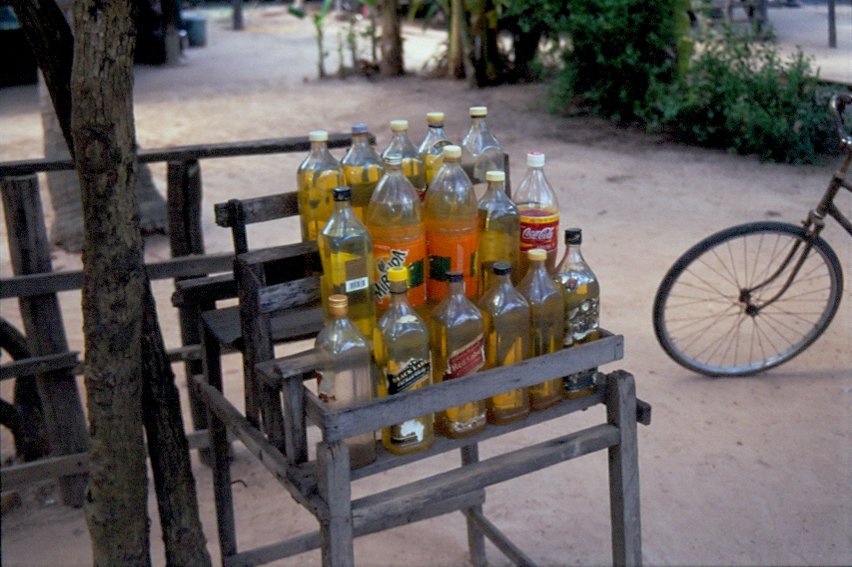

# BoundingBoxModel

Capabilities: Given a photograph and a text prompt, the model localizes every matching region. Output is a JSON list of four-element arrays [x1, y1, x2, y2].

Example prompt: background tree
[[10, 0, 210, 562], [380, 0, 404, 75]]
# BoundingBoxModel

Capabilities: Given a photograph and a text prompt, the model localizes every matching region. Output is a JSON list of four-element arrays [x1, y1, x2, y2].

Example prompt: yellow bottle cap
[[442, 145, 462, 159], [486, 170, 505, 182], [469, 106, 488, 117], [310, 130, 329, 142], [387, 265, 408, 283], [527, 248, 547, 262], [426, 112, 445, 124], [390, 119, 409, 132]]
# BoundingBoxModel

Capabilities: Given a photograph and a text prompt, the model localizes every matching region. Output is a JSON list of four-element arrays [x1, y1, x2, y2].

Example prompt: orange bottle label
[[519, 210, 558, 252], [373, 237, 427, 309], [427, 229, 478, 302]]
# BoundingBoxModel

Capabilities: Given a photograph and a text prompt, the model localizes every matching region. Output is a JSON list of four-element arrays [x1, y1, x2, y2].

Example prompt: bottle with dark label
[[553, 228, 600, 399], [314, 294, 376, 468], [375, 266, 434, 455], [429, 271, 487, 438], [477, 169, 520, 292], [478, 262, 530, 425], [517, 248, 563, 410], [318, 186, 375, 340], [514, 152, 559, 275]]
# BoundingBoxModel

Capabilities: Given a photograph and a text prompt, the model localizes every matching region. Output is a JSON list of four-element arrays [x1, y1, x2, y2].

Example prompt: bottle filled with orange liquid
[[477, 170, 520, 293], [429, 271, 487, 438], [341, 123, 384, 222], [553, 228, 600, 399], [297, 130, 346, 241], [417, 112, 452, 189], [517, 248, 563, 410], [375, 266, 434, 455], [318, 186, 376, 340], [515, 152, 559, 275], [478, 262, 530, 425], [366, 154, 427, 317], [382, 119, 427, 202], [424, 145, 478, 305]]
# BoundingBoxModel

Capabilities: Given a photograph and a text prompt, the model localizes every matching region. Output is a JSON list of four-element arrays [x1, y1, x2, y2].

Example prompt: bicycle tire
[[653, 221, 844, 377]]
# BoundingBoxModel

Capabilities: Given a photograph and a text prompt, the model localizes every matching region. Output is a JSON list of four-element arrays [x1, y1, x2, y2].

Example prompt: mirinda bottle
[[365, 154, 427, 317], [297, 130, 346, 241], [424, 145, 479, 305]]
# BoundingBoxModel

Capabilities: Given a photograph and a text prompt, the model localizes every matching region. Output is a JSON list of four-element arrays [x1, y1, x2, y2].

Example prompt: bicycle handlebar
[[830, 93, 852, 150]]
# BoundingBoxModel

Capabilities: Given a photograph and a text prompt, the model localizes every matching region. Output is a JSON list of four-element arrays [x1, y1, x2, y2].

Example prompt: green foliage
[[656, 28, 840, 164], [551, 0, 679, 122]]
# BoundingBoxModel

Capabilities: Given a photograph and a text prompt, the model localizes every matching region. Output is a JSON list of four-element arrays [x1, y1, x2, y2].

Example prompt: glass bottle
[[297, 130, 346, 241], [366, 154, 427, 316], [516, 248, 563, 411], [318, 186, 376, 340], [514, 152, 560, 275], [417, 111, 452, 189], [375, 265, 435, 455], [424, 144, 479, 305], [477, 170, 520, 294], [478, 262, 530, 425], [429, 271, 487, 438], [461, 105, 505, 187], [553, 228, 600, 399], [314, 294, 376, 468], [341, 123, 384, 222], [382, 119, 427, 202]]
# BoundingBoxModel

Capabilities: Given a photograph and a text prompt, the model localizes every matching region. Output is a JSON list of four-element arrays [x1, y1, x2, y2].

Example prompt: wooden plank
[[236, 240, 319, 269], [0, 133, 373, 176], [214, 191, 299, 227], [171, 273, 237, 308], [1, 175, 88, 507], [352, 424, 620, 530], [0, 452, 89, 489], [463, 508, 536, 567], [201, 304, 323, 350], [461, 444, 487, 567], [304, 335, 623, 442], [0, 352, 79, 380], [257, 276, 321, 315], [1, 252, 233, 298], [606, 371, 642, 567], [317, 440, 355, 567]]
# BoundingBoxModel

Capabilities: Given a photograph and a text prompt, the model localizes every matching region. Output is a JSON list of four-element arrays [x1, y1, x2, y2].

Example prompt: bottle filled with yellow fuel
[[297, 130, 345, 241]]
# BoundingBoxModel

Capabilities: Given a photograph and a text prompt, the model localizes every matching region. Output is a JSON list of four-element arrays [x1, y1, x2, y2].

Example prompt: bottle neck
[[449, 280, 465, 297], [311, 140, 332, 159], [495, 272, 513, 289], [334, 200, 352, 215], [484, 180, 505, 198], [531, 259, 548, 278], [389, 287, 409, 309], [385, 162, 403, 174], [351, 132, 370, 148], [566, 243, 585, 264], [470, 117, 487, 132]]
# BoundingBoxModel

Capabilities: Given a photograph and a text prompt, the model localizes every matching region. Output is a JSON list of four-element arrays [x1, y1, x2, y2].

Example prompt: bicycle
[[653, 92, 852, 377]]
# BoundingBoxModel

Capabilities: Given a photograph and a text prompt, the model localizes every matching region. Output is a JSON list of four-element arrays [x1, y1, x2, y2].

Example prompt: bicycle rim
[[653, 222, 843, 377]]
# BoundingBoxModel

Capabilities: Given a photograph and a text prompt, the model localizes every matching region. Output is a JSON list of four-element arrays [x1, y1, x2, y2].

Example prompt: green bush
[[550, 0, 681, 122], [655, 29, 841, 164]]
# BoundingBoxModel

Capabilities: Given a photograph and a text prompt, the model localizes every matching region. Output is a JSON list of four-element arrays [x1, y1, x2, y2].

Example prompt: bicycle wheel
[[653, 222, 844, 377]]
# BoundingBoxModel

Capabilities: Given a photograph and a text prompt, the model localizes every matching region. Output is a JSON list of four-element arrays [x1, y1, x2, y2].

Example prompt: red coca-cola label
[[520, 209, 558, 252]]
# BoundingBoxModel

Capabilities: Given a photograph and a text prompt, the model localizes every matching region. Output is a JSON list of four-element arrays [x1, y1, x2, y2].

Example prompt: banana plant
[[289, 0, 335, 78]]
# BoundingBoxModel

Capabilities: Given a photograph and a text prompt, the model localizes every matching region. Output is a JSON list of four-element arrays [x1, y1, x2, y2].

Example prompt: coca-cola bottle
[[514, 152, 559, 276]]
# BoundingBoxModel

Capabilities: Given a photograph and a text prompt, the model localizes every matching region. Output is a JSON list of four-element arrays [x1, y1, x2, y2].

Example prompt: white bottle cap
[[390, 119, 409, 132], [310, 130, 329, 142], [469, 106, 488, 117], [442, 145, 462, 159], [426, 112, 445, 124], [527, 152, 545, 167], [485, 170, 505, 182]]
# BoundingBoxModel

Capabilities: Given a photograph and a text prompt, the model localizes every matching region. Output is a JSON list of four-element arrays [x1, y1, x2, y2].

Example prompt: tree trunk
[[470, 0, 502, 87], [448, 0, 466, 79], [379, 0, 404, 76], [71, 0, 151, 561]]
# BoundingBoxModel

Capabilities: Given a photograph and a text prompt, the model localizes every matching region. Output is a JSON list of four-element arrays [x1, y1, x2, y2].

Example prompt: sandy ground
[[1, 4, 851, 566]]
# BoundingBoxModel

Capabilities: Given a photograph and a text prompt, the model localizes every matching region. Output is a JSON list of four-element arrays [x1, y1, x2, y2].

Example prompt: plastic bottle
[[553, 228, 600, 399], [429, 271, 487, 438], [417, 112, 452, 189], [461, 105, 505, 187], [375, 265, 434, 455], [318, 186, 376, 340], [366, 154, 427, 316], [478, 262, 530, 425], [516, 248, 563, 410], [314, 294, 376, 468], [341, 123, 384, 222], [382, 119, 427, 202], [515, 152, 560, 275], [297, 130, 346, 241], [477, 170, 520, 293], [424, 144, 479, 305]]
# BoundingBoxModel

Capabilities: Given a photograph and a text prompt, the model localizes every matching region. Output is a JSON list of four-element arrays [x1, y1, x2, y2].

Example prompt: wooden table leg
[[318, 440, 354, 567], [461, 443, 487, 567]]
